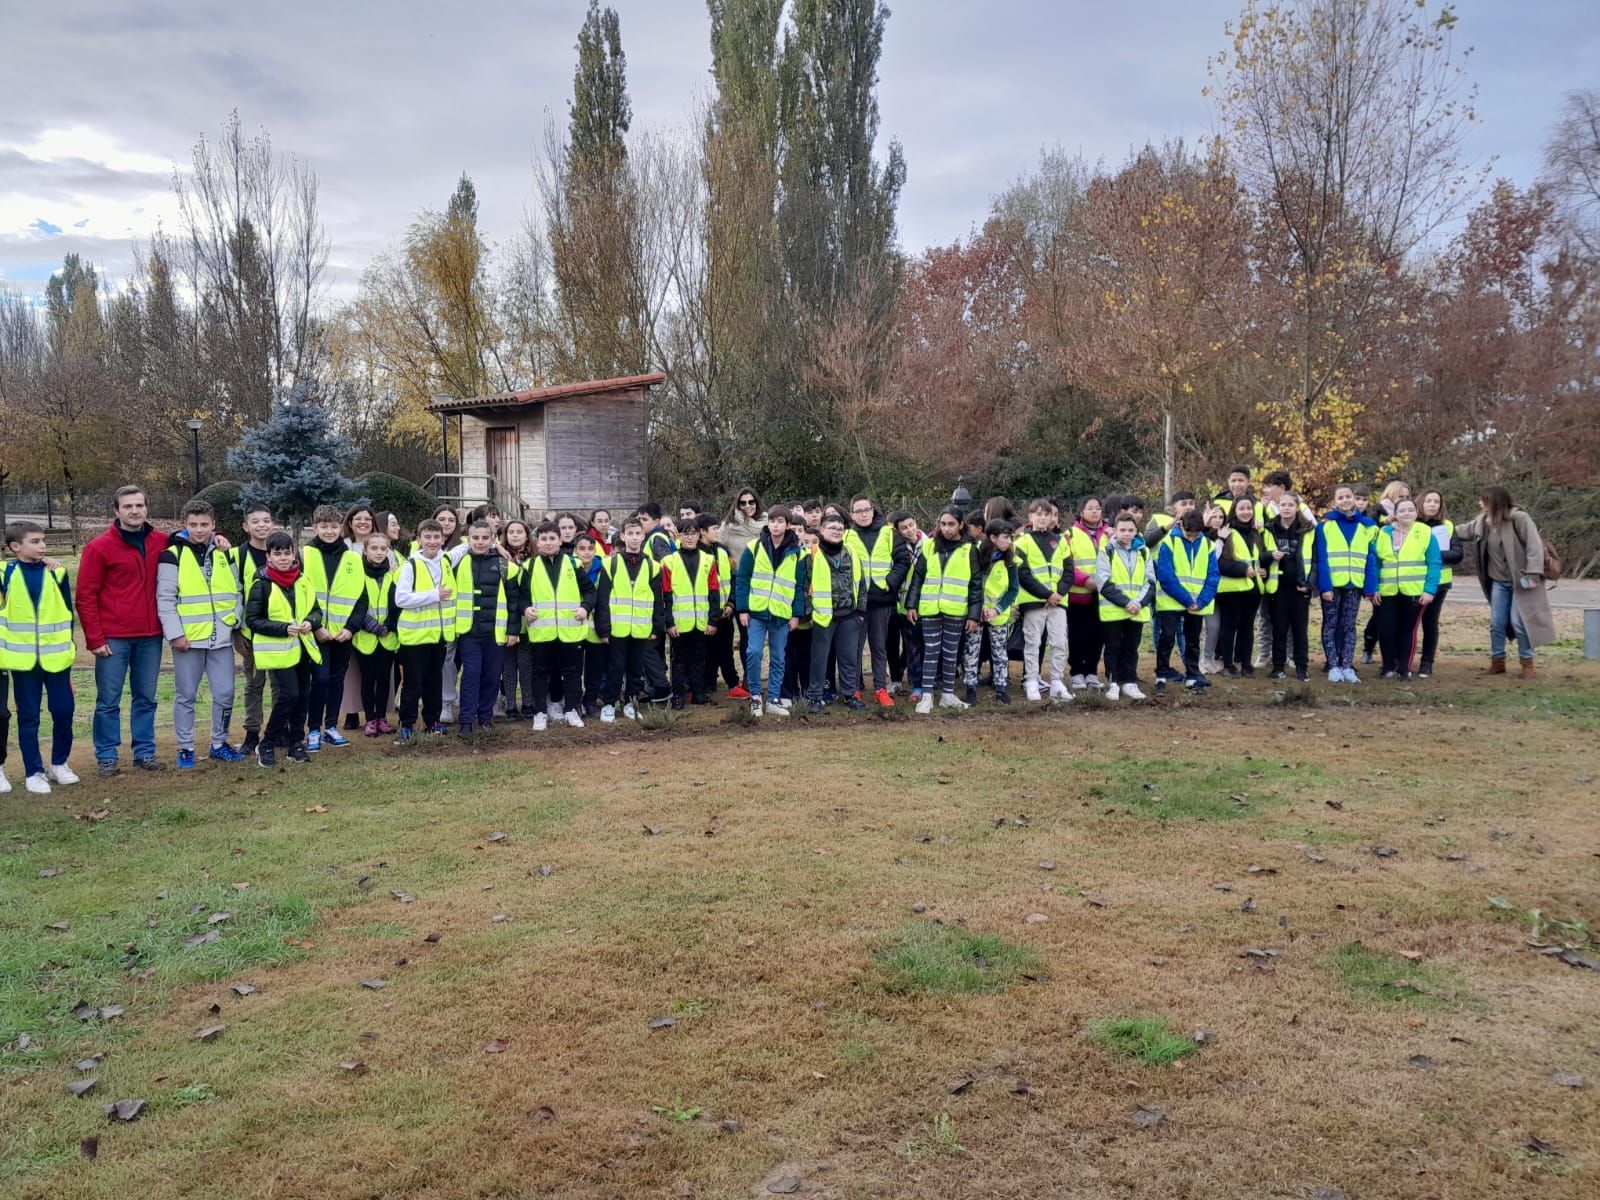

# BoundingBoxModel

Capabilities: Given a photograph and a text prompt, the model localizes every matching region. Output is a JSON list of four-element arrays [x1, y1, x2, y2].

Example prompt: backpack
[[1513, 514, 1562, 582]]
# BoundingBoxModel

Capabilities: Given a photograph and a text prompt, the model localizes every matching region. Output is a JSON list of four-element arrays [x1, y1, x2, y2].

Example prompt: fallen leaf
[[423, 932, 442, 944], [183, 930, 220, 949], [1194, 1028, 1217, 1045], [1551, 1070, 1585, 1089], [195, 1024, 226, 1041], [66, 1078, 99, 1097], [1085, 895, 1109, 908], [358, 978, 387, 990], [232, 881, 251, 890], [1324, 800, 1344, 812], [718, 1117, 740, 1132], [1240, 897, 1257, 913], [1130, 1104, 1166, 1128], [1311, 1190, 1349, 1200], [1558, 949, 1600, 971], [391, 892, 414, 903], [488, 831, 507, 843], [103, 1098, 146, 1122], [484, 1040, 509, 1053], [74, 1056, 103, 1071], [98, 1005, 124, 1020], [1023, 913, 1049, 924], [1245, 864, 1277, 875], [80, 1135, 99, 1159], [339, 1060, 369, 1075], [537, 864, 553, 877], [305, 804, 329, 814], [1402, 1016, 1427, 1029], [78, 809, 111, 822], [1372, 845, 1398, 858], [647, 1016, 676, 1031], [1212, 883, 1235, 893], [1039, 860, 1056, 871], [46, 921, 70, 931], [1398, 951, 1424, 962], [1520, 1136, 1561, 1157], [39, 868, 61, 878], [1409, 1054, 1435, 1070], [207, 911, 232, 925], [643, 825, 662, 836], [767, 1178, 803, 1195], [911, 903, 927, 913], [232, 984, 257, 997], [947, 1072, 976, 1094], [491, 914, 511, 923]]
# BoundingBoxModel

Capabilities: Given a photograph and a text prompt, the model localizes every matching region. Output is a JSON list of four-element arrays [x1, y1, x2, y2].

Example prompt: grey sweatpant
[[173, 645, 236, 752], [1021, 605, 1068, 689]]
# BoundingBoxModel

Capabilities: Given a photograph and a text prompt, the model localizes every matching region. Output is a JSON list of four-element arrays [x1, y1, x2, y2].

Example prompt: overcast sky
[[2, 0, 1595, 302]]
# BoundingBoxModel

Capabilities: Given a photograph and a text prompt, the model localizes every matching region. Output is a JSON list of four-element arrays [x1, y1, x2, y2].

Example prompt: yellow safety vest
[[981, 555, 1016, 626], [229, 546, 265, 641], [173, 544, 239, 642], [1320, 519, 1375, 590], [351, 567, 398, 654], [1217, 529, 1263, 595], [808, 547, 862, 629], [1065, 527, 1103, 595], [0, 564, 75, 672], [452, 553, 511, 644], [916, 540, 973, 619], [1374, 523, 1433, 597], [1014, 529, 1071, 596], [605, 554, 656, 638], [251, 576, 323, 670], [1098, 546, 1151, 623], [747, 541, 799, 619], [663, 549, 713, 632], [1260, 529, 1280, 595], [1429, 519, 1454, 586], [302, 544, 366, 632], [1156, 535, 1215, 615], [395, 554, 457, 646], [526, 554, 587, 644], [844, 523, 894, 591]]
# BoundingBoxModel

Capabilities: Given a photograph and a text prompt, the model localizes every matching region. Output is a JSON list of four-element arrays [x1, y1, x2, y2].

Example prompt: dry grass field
[[3, 606, 1598, 1199]]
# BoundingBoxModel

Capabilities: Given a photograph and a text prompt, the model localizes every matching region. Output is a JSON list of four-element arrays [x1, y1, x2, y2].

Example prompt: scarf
[[266, 563, 301, 589]]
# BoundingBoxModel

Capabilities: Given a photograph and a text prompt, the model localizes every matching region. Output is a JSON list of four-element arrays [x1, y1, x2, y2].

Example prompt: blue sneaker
[[392, 726, 414, 745], [306, 729, 322, 752], [320, 727, 350, 748], [209, 742, 247, 763], [176, 748, 196, 770]]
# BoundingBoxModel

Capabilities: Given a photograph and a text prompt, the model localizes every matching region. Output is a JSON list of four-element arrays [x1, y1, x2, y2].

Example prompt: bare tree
[[1544, 89, 1600, 259]]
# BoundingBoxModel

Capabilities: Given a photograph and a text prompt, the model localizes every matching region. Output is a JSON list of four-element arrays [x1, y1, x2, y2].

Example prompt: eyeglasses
[[739, 499, 757, 507], [851, 507, 873, 515]]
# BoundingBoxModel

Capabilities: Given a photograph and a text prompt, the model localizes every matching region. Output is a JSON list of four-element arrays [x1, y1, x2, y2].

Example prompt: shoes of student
[[1269, 669, 1287, 680], [364, 720, 380, 737], [1417, 660, 1434, 678], [45, 762, 79, 785], [1361, 650, 1374, 665], [915, 694, 934, 715], [728, 684, 751, 700], [1085, 674, 1103, 689], [286, 743, 310, 764], [874, 688, 894, 708], [343, 713, 362, 731], [822, 689, 838, 704], [1328, 669, 1343, 684], [322, 727, 350, 747], [1345, 670, 1361, 684], [306, 730, 322, 752], [134, 758, 166, 772], [1184, 677, 1202, 690], [601, 705, 616, 723], [240, 731, 260, 757], [548, 701, 565, 719], [623, 702, 638, 721], [670, 696, 685, 710], [1123, 684, 1146, 701], [503, 709, 523, 722], [1155, 679, 1166, 694], [1296, 671, 1310, 682], [177, 749, 197, 770], [209, 743, 247, 763], [938, 691, 967, 710], [1024, 682, 1042, 702], [1221, 666, 1239, 679], [565, 710, 584, 729], [96, 761, 120, 779], [376, 719, 396, 735], [765, 699, 789, 718], [532, 714, 549, 731], [1106, 684, 1121, 701], [1380, 670, 1397, 680], [458, 724, 476, 742], [392, 727, 414, 745], [994, 690, 1011, 704], [0, 767, 8, 794], [1069, 675, 1086, 689], [846, 696, 867, 711], [750, 699, 764, 717], [808, 699, 824, 714], [1048, 680, 1073, 702], [1194, 675, 1213, 689], [440, 705, 456, 723], [887, 682, 902, 696], [963, 685, 978, 704], [1241, 666, 1255, 678], [257, 744, 278, 767], [25, 773, 51, 794], [772, 697, 792, 712], [428, 723, 449, 735]]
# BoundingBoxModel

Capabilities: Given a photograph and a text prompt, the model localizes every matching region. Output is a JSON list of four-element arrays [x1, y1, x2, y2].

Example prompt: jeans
[[14, 665, 73, 776], [265, 660, 313, 749], [1100, 618, 1144, 685], [744, 614, 790, 703], [808, 615, 863, 701], [307, 637, 353, 732], [93, 635, 163, 764], [1489, 580, 1534, 660], [457, 634, 505, 728]]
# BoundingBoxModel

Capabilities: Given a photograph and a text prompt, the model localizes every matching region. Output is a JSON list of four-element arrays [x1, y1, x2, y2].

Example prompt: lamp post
[[950, 478, 972, 508], [186, 418, 203, 496]]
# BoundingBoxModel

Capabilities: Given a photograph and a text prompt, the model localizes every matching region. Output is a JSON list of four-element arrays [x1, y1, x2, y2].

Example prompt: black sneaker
[[807, 699, 824, 714], [257, 744, 277, 768], [343, 713, 362, 731], [1417, 661, 1433, 678], [845, 696, 866, 710], [1240, 666, 1255, 678], [459, 725, 476, 742], [1155, 679, 1166, 694], [1221, 666, 1239, 679], [240, 731, 260, 757], [1296, 670, 1310, 682], [503, 709, 523, 722], [1361, 650, 1375, 665], [670, 696, 686, 710], [1268, 669, 1286, 680], [134, 758, 167, 772], [286, 743, 310, 763], [963, 685, 978, 704], [994, 690, 1011, 705], [96, 761, 120, 779]]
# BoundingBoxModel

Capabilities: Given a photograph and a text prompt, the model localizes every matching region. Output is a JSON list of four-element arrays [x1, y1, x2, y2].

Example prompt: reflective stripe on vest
[[0, 566, 74, 671], [1375, 522, 1433, 596], [352, 569, 398, 654], [1260, 528, 1280, 595], [748, 542, 799, 619], [917, 540, 972, 618], [1014, 530, 1069, 595], [174, 545, 239, 641], [1217, 529, 1262, 595], [844, 524, 894, 590], [982, 556, 1015, 625], [1098, 547, 1151, 623], [527, 554, 586, 643], [1321, 520, 1374, 589], [664, 550, 712, 632], [1065, 527, 1102, 594], [304, 546, 365, 629], [396, 554, 456, 645], [1156, 536, 1215, 614], [606, 555, 655, 638], [251, 576, 324, 669], [808, 547, 861, 629]]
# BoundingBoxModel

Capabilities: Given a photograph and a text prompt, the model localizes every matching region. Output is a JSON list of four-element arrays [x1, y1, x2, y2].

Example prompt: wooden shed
[[428, 372, 664, 519]]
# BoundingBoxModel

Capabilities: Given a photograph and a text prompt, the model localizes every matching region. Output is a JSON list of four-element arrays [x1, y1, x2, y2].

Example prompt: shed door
[[486, 427, 520, 505]]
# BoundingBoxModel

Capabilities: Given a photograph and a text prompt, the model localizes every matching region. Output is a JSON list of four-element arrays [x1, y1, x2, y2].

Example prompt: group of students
[[0, 471, 1553, 786]]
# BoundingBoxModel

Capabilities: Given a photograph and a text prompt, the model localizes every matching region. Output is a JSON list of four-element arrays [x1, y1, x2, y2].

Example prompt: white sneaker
[[439, 704, 455, 724], [564, 709, 584, 729], [1106, 684, 1121, 701], [601, 705, 616, 724], [623, 702, 639, 720], [773, 697, 792, 711], [1049, 680, 1074, 701], [766, 699, 789, 718], [25, 773, 51, 794], [1123, 683, 1146, 700], [0, 767, 9, 793], [548, 701, 564, 719], [1345, 669, 1361, 684], [1024, 682, 1041, 702], [915, 694, 934, 714], [532, 713, 548, 731], [1085, 674, 1103, 689], [47, 763, 80, 785], [1069, 675, 1086, 689], [1328, 669, 1343, 684], [751, 699, 764, 717], [938, 692, 968, 710]]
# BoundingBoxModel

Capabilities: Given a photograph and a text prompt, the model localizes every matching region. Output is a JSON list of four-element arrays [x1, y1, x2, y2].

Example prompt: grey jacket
[[156, 536, 242, 649], [1094, 543, 1156, 612]]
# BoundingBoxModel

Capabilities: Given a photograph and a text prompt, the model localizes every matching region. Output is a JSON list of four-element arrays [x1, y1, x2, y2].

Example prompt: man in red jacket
[[78, 486, 171, 777]]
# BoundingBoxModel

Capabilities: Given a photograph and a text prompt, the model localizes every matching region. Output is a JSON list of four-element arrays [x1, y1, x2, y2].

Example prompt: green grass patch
[[1324, 941, 1480, 1010], [1087, 1015, 1198, 1066], [869, 921, 1042, 996], [1086, 755, 1331, 821]]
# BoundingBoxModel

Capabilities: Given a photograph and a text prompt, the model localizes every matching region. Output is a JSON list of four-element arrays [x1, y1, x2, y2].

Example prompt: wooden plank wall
[[544, 395, 647, 513]]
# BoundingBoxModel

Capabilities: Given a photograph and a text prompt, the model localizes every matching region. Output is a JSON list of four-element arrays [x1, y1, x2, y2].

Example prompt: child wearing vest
[[351, 533, 399, 736], [498, 520, 536, 719], [597, 518, 669, 722], [887, 512, 925, 697], [393, 517, 455, 741], [1373, 499, 1440, 681], [662, 521, 722, 708], [1313, 485, 1379, 683], [454, 519, 523, 735], [1065, 496, 1110, 689], [1263, 493, 1315, 682], [522, 520, 598, 730], [1214, 497, 1269, 677], [1014, 498, 1073, 702], [302, 504, 366, 751], [573, 533, 608, 715], [0, 521, 80, 793], [1095, 514, 1155, 700], [735, 507, 806, 717], [244, 531, 323, 766], [964, 520, 1019, 704], [1154, 510, 1220, 691], [156, 501, 246, 768], [781, 527, 820, 704], [1415, 490, 1463, 679], [802, 514, 868, 713], [232, 503, 276, 757], [905, 508, 982, 714], [696, 515, 742, 697]]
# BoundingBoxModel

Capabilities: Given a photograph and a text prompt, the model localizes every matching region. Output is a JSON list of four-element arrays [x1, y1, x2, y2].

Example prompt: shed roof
[[428, 371, 666, 415]]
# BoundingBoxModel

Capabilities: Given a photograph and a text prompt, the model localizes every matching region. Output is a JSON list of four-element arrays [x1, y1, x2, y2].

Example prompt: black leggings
[[1215, 590, 1261, 669], [1066, 603, 1103, 678], [354, 645, 395, 720], [1418, 582, 1451, 666]]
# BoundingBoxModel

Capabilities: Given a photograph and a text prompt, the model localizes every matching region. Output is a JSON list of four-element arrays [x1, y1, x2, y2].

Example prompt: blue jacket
[[734, 529, 809, 619], [1314, 510, 1380, 594], [1154, 532, 1220, 610]]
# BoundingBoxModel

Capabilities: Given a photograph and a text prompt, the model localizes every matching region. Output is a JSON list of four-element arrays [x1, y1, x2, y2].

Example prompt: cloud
[[0, 148, 172, 204], [31, 218, 62, 235]]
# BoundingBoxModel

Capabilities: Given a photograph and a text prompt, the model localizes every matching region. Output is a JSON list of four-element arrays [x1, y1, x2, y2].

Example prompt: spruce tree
[[226, 380, 355, 534]]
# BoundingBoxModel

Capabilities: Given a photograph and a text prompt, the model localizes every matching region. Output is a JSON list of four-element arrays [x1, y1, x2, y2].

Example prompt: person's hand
[[315, 627, 332, 642], [213, 535, 232, 551], [907, 610, 919, 625], [667, 626, 679, 639], [1418, 593, 1433, 607], [1125, 601, 1140, 615], [706, 623, 717, 635], [1371, 595, 1382, 607], [1519, 576, 1539, 590], [982, 606, 997, 623], [1320, 591, 1334, 603], [1271, 549, 1285, 561], [964, 619, 978, 634], [439, 586, 454, 603], [43, 556, 63, 571], [505, 634, 519, 647], [93, 643, 113, 657], [1047, 592, 1063, 607], [739, 613, 749, 628], [788, 617, 799, 631], [334, 629, 352, 643], [524, 606, 538, 624], [374, 624, 388, 637], [171, 635, 190, 652], [574, 606, 588, 622]]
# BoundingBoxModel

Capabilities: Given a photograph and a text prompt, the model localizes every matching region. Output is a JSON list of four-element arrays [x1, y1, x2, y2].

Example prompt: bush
[[187, 481, 247, 542], [351, 472, 437, 530]]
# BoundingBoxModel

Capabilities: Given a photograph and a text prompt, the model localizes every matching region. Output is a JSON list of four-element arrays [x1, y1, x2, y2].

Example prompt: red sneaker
[[728, 684, 751, 700], [874, 688, 894, 708]]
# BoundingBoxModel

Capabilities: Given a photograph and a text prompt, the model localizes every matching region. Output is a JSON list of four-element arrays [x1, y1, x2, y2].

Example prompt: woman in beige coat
[[1454, 486, 1556, 677]]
